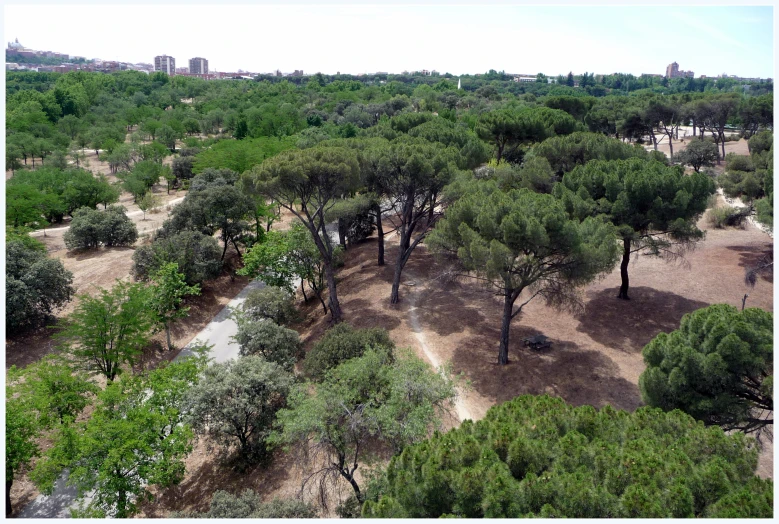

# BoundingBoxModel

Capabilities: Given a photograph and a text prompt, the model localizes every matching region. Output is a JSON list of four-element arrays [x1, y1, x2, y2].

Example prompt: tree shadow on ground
[[413, 284, 487, 337], [340, 297, 402, 332], [575, 286, 709, 354], [726, 243, 773, 284], [452, 328, 642, 412], [71, 246, 134, 262], [141, 444, 296, 517]]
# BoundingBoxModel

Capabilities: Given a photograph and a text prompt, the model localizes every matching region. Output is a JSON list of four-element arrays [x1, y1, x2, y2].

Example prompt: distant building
[[189, 57, 208, 75], [513, 74, 536, 83], [176, 66, 189, 74], [154, 55, 176, 75], [665, 61, 694, 78], [289, 69, 304, 77]]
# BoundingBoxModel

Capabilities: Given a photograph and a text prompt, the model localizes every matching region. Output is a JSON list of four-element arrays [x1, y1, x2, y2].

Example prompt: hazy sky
[[3, 2, 775, 78]]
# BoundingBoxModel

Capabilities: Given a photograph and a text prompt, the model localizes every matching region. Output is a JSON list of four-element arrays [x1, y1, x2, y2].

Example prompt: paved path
[[17, 278, 264, 518]]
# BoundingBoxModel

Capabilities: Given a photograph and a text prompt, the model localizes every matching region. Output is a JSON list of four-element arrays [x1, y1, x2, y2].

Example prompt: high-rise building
[[189, 57, 208, 75], [154, 55, 175, 75], [665, 61, 694, 79]]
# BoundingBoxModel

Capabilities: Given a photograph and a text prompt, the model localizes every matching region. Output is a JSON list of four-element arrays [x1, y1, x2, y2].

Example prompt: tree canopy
[[363, 395, 773, 518], [641, 304, 773, 435]]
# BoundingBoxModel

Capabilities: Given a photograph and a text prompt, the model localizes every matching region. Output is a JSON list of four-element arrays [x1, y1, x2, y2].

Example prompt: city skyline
[[4, 3, 774, 78]]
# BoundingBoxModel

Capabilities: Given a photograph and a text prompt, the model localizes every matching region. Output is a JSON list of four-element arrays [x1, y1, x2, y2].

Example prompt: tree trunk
[[341, 470, 362, 502], [720, 132, 726, 160], [374, 205, 384, 266], [618, 238, 631, 300], [324, 263, 342, 322], [668, 135, 674, 162], [300, 280, 308, 302], [337, 218, 347, 249], [497, 291, 514, 365], [390, 262, 403, 304], [692, 123, 697, 136], [6, 478, 13, 516], [221, 238, 229, 261]]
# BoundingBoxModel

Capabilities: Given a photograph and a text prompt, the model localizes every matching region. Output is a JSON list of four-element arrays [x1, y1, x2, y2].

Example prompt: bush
[[132, 230, 222, 285], [754, 196, 773, 229], [747, 130, 773, 156], [725, 153, 755, 172], [234, 319, 303, 371], [63, 205, 137, 250], [176, 490, 318, 518], [6, 239, 74, 333], [706, 205, 748, 229], [241, 286, 298, 325], [720, 170, 764, 202], [303, 323, 395, 380]]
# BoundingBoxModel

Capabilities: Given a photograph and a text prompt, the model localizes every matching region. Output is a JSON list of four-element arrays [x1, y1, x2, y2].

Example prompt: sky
[[2, 2, 775, 78]]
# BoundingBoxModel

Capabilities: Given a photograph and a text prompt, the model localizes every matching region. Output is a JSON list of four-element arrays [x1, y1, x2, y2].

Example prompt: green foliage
[[241, 285, 298, 326], [148, 263, 201, 350], [192, 136, 296, 174], [640, 304, 773, 434], [31, 358, 203, 518], [532, 131, 648, 176], [63, 205, 138, 250], [132, 230, 223, 285], [304, 323, 395, 380], [725, 152, 755, 172], [364, 395, 773, 518], [6, 238, 74, 333], [185, 355, 294, 462], [706, 205, 749, 229], [57, 280, 155, 381], [719, 169, 765, 202], [675, 137, 719, 172], [271, 348, 457, 503], [754, 196, 773, 229], [747, 130, 773, 155], [8, 355, 98, 427], [177, 490, 318, 518], [233, 319, 303, 371], [490, 156, 556, 193]]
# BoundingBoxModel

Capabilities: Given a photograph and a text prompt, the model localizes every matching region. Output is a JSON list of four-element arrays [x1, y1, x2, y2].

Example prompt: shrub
[[754, 196, 773, 229], [63, 205, 137, 250], [725, 153, 755, 173], [132, 230, 222, 285], [706, 205, 748, 229], [241, 286, 297, 325], [303, 323, 395, 380], [233, 319, 303, 371], [748, 130, 773, 156]]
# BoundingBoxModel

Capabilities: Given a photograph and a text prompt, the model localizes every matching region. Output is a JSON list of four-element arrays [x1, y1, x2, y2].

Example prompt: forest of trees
[[5, 68, 774, 518]]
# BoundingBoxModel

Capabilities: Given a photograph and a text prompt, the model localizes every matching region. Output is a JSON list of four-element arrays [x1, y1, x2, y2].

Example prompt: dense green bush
[[63, 205, 138, 250], [364, 395, 773, 518], [241, 285, 298, 326], [706, 205, 749, 229], [303, 323, 395, 380], [234, 319, 303, 371], [725, 152, 755, 172], [6, 239, 74, 332], [747, 130, 773, 155], [132, 230, 222, 285], [532, 131, 647, 176]]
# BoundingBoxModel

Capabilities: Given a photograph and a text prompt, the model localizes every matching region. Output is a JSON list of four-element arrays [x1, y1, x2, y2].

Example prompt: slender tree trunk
[[324, 263, 342, 322], [498, 292, 514, 365], [390, 261, 403, 305], [374, 205, 384, 266], [693, 123, 697, 136], [720, 131, 726, 160], [300, 280, 308, 302], [668, 135, 674, 162], [6, 478, 13, 516], [341, 470, 362, 502], [618, 238, 631, 300], [221, 238, 229, 261], [337, 218, 347, 249]]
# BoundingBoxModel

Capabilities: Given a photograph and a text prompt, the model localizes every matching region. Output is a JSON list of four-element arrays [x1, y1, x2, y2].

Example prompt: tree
[[270, 348, 456, 505], [360, 137, 459, 303], [137, 190, 161, 221], [5, 392, 40, 516], [244, 146, 361, 322], [57, 281, 155, 381], [554, 158, 715, 300], [132, 230, 223, 285], [303, 323, 395, 380], [176, 490, 318, 518], [6, 238, 74, 333], [63, 205, 138, 250], [157, 124, 179, 151], [148, 263, 201, 350], [675, 137, 719, 172], [566, 71, 575, 87], [233, 318, 302, 371], [185, 355, 294, 462], [648, 97, 683, 161], [428, 182, 618, 365], [363, 394, 773, 518], [640, 304, 772, 435], [31, 358, 204, 518]]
